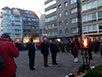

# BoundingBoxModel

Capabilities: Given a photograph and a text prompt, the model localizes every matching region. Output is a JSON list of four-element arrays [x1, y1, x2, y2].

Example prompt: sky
[[0, 0, 45, 17]]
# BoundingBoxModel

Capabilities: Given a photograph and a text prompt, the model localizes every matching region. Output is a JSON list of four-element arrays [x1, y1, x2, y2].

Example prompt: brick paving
[[16, 50, 102, 77]]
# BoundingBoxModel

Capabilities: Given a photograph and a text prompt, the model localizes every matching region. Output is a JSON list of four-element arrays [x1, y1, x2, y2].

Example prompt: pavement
[[15, 50, 102, 77]]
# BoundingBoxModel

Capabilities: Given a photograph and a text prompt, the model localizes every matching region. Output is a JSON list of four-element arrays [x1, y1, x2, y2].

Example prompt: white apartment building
[[1, 7, 39, 42], [0, 12, 3, 36], [2, 7, 23, 40]]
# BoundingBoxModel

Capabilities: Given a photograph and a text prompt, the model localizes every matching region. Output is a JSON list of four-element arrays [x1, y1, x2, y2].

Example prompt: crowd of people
[[0, 33, 102, 77]]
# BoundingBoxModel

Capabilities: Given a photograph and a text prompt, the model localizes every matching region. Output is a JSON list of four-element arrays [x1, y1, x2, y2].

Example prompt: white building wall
[[0, 12, 3, 36], [2, 8, 23, 40]]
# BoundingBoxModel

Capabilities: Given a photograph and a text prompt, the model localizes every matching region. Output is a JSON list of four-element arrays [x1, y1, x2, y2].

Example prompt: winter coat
[[71, 39, 79, 56], [50, 42, 59, 54], [41, 42, 49, 56], [0, 37, 19, 77], [27, 43, 35, 56]]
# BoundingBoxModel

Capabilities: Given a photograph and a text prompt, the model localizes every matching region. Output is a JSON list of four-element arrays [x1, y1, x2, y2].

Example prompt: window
[[83, 24, 97, 33], [97, 0, 102, 8], [82, 1, 97, 12], [98, 11, 102, 20], [49, 25, 51, 29], [45, 16, 57, 22], [52, 24, 55, 28], [64, 1, 68, 7], [71, 17, 78, 23], [59, 21, 62, 26], [58, 4, 61, 9], [88, 25, 93, 32], [45, 1, 56, 8], [64, 11, 68, 16], [71, 8, 77, 14], [83, 26, 88, 33], [82, 12, 96, 23], [93, 24, 97, 31], [59, 29, 62, 34], [45, 7, 56, 15], [65, 28, 69, 34], [99, 24, 102, 31], [72, 27, 78, 33], [58, 12, 62, 17], [65, 19, 68, 25], [70, 0, 77, 4]]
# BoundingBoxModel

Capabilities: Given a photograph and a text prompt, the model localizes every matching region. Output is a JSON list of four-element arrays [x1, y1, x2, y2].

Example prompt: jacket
[[41, 42, 49, 56], [27, 42, 35, 56], [0, 37, 19, 77], [50, 42, 59, 54]]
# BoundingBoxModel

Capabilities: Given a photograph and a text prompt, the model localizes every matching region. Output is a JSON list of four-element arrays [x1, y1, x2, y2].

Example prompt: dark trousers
[[100, 51, 102, 56], [29, 56, 35, 69], [9, 74, 16, 77], [52, 53, 57, 64], [88, 50, 92, 59], [43, 55, 48, 66]]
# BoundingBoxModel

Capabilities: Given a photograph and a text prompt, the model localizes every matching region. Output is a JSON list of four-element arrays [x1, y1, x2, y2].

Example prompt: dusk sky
[[0, 0, 45, 17]]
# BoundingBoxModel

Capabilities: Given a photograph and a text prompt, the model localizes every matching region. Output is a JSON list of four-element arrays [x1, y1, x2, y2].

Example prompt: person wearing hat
[[41, 38, 49, 67], [0, 33, 19, 77]]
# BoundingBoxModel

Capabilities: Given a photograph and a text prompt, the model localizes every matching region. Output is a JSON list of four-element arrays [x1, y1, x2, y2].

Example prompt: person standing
[[0, 33, 19, 77], [27, 38, 36, 70], [50, 40, 59, 65], [94, 39, 100, 53], [71, 37, 79, 63], [82, 37, 93, 60], [41, 38, 49, 67]]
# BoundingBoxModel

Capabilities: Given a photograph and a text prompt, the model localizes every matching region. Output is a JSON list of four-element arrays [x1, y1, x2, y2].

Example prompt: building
[[39, 14, 45, 34], [44, 0, 57, 39], [0, 11, 3, 36], [81, 0, 102, 40], [1, 7, 39, 42], [44, 0, 81, 40], [1, 7, 23, 41], [22, 10, 39, 42], [56, 0, 81, 39]]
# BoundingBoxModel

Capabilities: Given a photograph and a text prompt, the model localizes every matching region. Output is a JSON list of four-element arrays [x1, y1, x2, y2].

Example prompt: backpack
[[0, 42, 10, 71]]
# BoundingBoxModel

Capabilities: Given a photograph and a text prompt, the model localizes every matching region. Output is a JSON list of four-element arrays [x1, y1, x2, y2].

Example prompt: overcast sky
[[0, 0, 45, 17]]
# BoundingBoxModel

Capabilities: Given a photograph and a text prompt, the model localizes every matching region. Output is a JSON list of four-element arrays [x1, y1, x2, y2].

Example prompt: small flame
[[83, 39, 88, 48]]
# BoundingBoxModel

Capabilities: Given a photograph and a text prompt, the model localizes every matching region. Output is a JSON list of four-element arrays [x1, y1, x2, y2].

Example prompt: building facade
[[22, 10, 39, 40], [39, 14, 45, 34], [44, 0, 81, 40], [56, 0, 81, 39], [0, 12, 3, 36], [45, 0, 57, 39], [44, 0, 102, 40], [1, 7, 39, 42], [81, 0, 102, 39]]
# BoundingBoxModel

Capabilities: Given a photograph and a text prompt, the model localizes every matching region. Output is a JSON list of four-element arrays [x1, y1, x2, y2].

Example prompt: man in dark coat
[[41, 38, 49, 67], [94, 39, 100, 53], [87, 39, 93, 60], [50, 40, 59, 65], [27, 38, 36, 70]]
